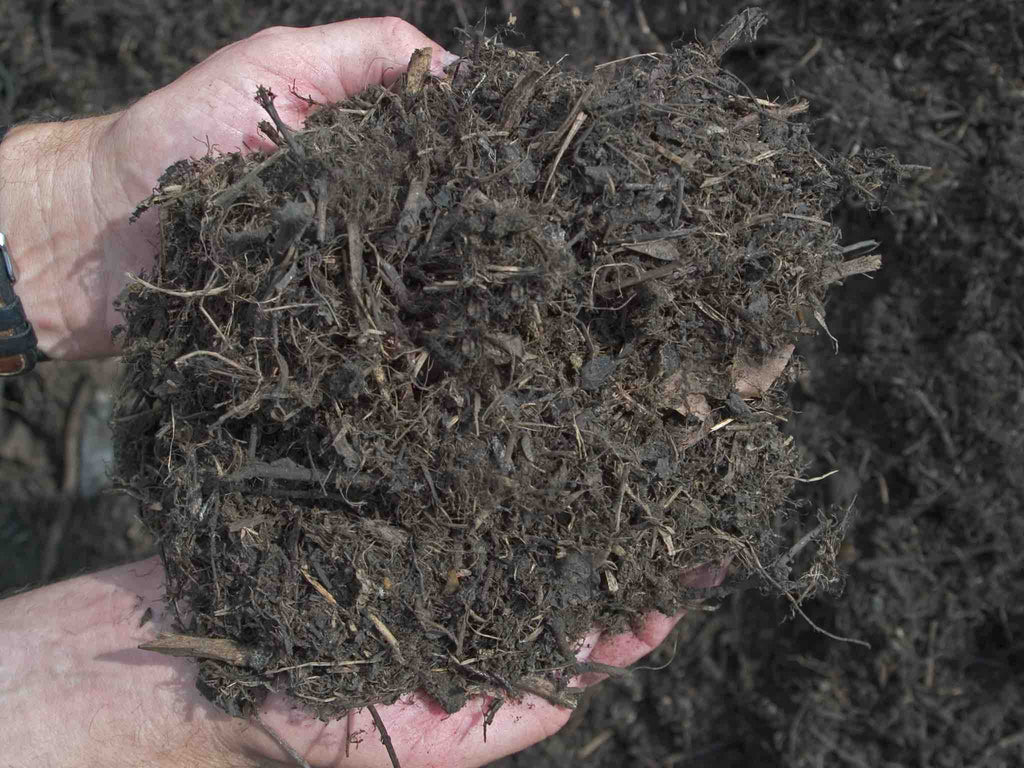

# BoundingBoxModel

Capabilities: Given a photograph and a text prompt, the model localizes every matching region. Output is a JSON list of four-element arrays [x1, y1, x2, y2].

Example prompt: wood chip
[[406, 47, 433, 95]]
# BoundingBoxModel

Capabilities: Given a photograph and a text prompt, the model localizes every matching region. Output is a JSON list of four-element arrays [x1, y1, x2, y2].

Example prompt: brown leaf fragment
[[406, 47, 433, 95]]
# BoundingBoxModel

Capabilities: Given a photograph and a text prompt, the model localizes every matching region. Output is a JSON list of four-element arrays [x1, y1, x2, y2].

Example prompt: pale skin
[[0, 17, 788, 767]]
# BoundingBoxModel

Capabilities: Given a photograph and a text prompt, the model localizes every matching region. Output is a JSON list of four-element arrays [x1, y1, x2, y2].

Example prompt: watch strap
[[0, 230, 40, 377]]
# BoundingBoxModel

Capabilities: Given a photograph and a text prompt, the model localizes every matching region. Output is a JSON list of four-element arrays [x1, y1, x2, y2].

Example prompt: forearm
[[0, 116, 147, 359], [0, 557, 242, 767]]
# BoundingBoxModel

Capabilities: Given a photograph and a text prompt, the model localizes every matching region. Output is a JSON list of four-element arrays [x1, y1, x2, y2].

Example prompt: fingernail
[[441, 50, 461, 67]]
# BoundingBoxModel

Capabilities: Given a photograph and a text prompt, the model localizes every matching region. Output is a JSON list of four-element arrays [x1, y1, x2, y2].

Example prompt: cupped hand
[[226, 564, 728, 768], [0, 552, 726, 768], [0, 16, 797, 766], [0, 18, 454, 359]]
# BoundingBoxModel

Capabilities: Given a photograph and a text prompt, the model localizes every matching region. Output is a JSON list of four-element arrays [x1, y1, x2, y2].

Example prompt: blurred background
[[2, 2, 1021, 765]]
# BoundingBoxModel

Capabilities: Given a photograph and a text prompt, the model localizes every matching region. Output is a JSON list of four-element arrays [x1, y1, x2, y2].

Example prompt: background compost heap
[[113, 31, 890, 718]]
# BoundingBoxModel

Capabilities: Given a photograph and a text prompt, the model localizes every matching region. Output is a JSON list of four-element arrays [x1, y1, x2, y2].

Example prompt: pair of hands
[[0, 16, 776, 767]]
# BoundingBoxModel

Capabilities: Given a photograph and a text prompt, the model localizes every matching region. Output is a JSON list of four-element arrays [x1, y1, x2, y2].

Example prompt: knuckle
[[249, 25, 292, 41], [378, 16, 417, 40]]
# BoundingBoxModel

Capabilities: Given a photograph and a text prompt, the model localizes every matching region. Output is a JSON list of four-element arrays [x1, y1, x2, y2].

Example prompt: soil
[[2, 1, 1022, 766]]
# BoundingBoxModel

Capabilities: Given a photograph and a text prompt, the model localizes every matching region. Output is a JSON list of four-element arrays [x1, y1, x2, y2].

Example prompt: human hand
[[0, 17, 455, 360], [0, 554, 725, 768], [0, 15, 796, 766], [226, 564, 728, 767]]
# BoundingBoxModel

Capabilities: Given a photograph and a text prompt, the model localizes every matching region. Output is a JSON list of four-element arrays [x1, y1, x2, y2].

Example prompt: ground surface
[[1, 1, 1021, 766]]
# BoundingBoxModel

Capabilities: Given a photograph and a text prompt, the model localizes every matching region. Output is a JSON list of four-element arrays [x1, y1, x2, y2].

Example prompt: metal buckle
[[0, 232, 15, 284]]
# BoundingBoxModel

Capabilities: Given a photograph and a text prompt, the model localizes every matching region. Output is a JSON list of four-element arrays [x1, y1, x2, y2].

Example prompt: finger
[[253, 688, 572, 768], [248, 17, 455, 109], [581, 559, 729, 671], [114, 17, 455, 215], [249, 559, 731, 767]]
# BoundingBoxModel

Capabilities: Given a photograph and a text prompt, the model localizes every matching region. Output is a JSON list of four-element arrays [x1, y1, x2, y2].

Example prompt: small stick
[[822, 253, 882, 284], [367, 703, 402, 768], [576, 660, 631, 679], [545, 616, 578, 663], [223, 460, 331, 484], [138, 632, 265, 668], [314, 177, 328, 244], [368, 613, 407, 665], [406, 47, 433, 95], [300, 565, 339, 606], [127, 273, 229, 298], [595, 260, 693, 297], [772, 522, 825, 578], [174, 350, 259, 377], [211, 148, 287, 208], [543, 111, 587, 201], [517, 677, 581, 710], [254, 715, 313, 768], [710, 7, 769, 59], [255, 86, 305, 160], [346, 220, 371, 332]]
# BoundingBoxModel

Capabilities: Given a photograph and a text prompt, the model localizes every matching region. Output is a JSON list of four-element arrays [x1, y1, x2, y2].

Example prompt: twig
[[211, 148, 287, 208], [823, 254, 882, 284], [546, 616, 578, 663], [377, 260, 418, 314], [138, 632, 267, 668], [594, 53, 664, 70], [174, 350, 259, 377], [710, 7, 769, 59], [255, 86, 305, 160], [909, 386, 960, 467], [746, 546, 871, 649], [345, 220, 371, 332], [397, 175, 431, 243], [771, 523, 825, 578], [368, 613, 406, 665], [516, 676, 581, 709], [254, 715, 313, 768], [605, 226, 695, 245], [263, 658, 373, 675], [300, 565, 339, 606], [223, 459, 332, 485], [367, 703, 402, 768], [543, 111, 587, 201], [613, 474, 628, 533], [313, 177, 328, 244], [596, 259, 693, 296], [575, 660, 631, 679], [127, 273, 229, 298]]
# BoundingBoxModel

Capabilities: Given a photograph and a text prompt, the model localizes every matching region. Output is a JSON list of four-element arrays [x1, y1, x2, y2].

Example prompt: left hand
[[242, 563, 727, 766], [0, 17, 456, 359], [0, 555, 725, 768]]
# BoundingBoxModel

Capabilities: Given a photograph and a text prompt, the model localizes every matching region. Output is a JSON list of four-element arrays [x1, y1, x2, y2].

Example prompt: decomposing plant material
[[115, 22, 893, 719]]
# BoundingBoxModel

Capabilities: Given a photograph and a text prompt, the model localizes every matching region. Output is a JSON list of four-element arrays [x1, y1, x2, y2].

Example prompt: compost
[[113, 19, 891, 718]]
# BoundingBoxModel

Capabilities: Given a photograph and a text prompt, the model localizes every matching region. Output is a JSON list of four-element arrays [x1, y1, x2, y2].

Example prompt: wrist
[[0, 557, 244, 767], [0, 114, 136, 359]]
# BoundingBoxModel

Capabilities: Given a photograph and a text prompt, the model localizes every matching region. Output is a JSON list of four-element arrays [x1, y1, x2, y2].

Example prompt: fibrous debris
[[114, 25, 893, 719]]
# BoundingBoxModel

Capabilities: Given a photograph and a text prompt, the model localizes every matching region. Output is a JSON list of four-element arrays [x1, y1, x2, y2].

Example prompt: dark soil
[[112, 19, 888, 718], [3, 1, 1022, 766]]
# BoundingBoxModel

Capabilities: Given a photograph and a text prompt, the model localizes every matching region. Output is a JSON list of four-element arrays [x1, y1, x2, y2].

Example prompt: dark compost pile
[[112, 23, 892, 719]]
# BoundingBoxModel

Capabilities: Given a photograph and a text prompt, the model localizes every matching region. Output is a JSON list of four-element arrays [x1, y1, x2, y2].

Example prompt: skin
[[0, 18, 457, 360], [0, 16, 788, 767]]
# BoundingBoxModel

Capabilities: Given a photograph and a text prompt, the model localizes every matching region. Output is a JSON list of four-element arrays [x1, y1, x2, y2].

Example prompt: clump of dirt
[[113, 20, 893, 719]]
